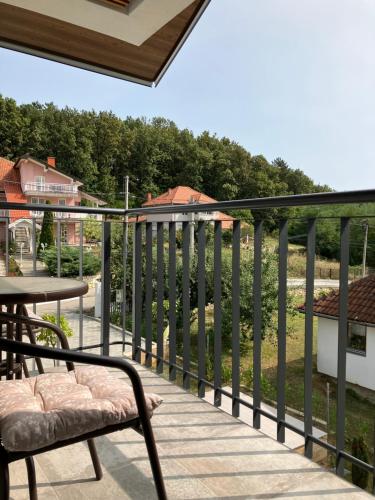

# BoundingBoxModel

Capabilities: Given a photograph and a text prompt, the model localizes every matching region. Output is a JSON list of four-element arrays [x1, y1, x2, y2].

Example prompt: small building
[[135, 186, 235, 229], [313, 274, 375, 391], [0, 155, 105, 253]]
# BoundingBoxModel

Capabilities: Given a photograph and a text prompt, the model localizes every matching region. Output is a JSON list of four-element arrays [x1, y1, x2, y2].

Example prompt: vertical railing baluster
[[253, 219, 263, 429], [182, 221, 191, 390], [232, 220, 241, 418], [157, 222, 164, 374], [5, 217, 9, 276], [55, 218, 61, 366], [79, 220, 83, 349], [145, 222, 153, 367], [122, 216, 129, 352], [131, 223, 136, 357], [57, 218, 61, 327], [304, 218, 316, 458], [277, 219, 288, 443], [197, 221, 206, 398], [168, 222, 177, 381], [133, 222, 142, 363], [336, 217, 350, 476], [101, 219, 111, 356], [32, 218, 37, 314], [214, 221, 222, 407]]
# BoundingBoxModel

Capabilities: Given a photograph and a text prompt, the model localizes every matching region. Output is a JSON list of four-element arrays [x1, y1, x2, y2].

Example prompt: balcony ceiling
[[0, 0, 210, 86]]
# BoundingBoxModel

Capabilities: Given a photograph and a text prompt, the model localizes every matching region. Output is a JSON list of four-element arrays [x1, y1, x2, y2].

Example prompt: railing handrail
[[126, 189, 375, 216], [2, 188, 375, 218]]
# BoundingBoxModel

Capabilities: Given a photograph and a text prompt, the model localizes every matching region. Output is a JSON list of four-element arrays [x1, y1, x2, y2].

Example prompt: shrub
[[38, 201, 54, 255], [37, 313, 73, 348], [42, 245, 101, 277], [8, 256, 22, 276], [351, 436, 369, 489]]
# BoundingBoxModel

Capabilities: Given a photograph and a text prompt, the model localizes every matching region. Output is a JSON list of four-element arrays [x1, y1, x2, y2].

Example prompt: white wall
[[317, 317, 375, 390]]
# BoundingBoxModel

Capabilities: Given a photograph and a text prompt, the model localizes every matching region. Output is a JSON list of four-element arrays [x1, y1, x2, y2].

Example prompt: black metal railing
[[2, 189, 375, 492]]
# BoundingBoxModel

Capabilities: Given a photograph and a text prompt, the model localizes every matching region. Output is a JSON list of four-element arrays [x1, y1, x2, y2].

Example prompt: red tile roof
[[143, 186, 217, 207], [142, 186, 235, 228], [303, 274, 375, 325], [0, 157, 30, 222]]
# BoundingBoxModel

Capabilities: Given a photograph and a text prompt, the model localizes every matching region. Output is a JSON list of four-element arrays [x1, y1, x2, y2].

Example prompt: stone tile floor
[[7, 311, 372, 499], [9, 366, 371, 498]]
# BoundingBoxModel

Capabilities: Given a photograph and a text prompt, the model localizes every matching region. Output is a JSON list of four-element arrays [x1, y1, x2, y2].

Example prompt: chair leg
[[25, 457, 38, 500], [0, 459, 10, 500], [141, 427, 167, 500], [87, 439, 103, 480]]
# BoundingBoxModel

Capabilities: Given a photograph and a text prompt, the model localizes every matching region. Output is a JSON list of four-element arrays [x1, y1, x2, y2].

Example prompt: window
[[61, 224, 68, 244], [35, 176, 45, 190], [347, 322, 367, 355], [31, 197, 45, 217]]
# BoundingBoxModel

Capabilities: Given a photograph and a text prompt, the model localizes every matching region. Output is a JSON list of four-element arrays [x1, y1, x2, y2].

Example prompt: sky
[[1, 0, 375, 192]]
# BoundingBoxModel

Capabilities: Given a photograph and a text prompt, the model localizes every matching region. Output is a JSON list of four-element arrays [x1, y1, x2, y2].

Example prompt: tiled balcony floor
[[9, 354, 371, 499]]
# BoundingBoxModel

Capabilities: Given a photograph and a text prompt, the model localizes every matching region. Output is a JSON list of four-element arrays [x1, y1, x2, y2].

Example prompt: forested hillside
[[0, 94, 329, 209]]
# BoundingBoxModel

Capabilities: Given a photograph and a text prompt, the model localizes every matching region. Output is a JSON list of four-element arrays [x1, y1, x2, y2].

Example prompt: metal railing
[[1, 189, 375, 492], [23, 182, 79, 195]]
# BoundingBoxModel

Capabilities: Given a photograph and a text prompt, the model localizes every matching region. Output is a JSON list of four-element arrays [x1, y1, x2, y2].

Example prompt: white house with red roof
[[300, 274, 375, 391], [0, 155, 105, 254], [136, 186, 235, 229]]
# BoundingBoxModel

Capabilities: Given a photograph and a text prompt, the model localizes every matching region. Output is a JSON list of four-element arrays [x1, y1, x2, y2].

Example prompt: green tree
[[37, 201, 54, 255], [83, 218, 102, 243]]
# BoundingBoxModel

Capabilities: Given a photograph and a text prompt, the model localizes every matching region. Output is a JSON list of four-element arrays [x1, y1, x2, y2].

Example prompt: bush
[[352, 436, 369, 489], [8, 256, 22, 276], [37, 313, 73, 348], [42, 245, 101, 277]]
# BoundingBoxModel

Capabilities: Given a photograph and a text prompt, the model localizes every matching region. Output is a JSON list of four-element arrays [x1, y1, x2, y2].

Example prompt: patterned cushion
[[0, 366, 162, 452]]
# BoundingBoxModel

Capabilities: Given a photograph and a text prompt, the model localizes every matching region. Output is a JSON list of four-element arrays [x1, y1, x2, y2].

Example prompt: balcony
[[0, 193, 375, 499], [31, 210, 102, 221], [23, 182, 79, 196]]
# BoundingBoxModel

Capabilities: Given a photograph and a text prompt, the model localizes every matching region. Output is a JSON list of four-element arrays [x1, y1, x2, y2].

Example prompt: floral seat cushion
[[0, 366, 162, 452]]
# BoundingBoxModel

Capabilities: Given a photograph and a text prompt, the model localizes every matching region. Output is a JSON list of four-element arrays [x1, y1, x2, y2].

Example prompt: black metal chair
[[0, 311, 167, 500]]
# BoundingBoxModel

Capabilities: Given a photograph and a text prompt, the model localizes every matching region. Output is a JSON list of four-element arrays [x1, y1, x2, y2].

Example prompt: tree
[[174, 246, 291, 344], [83, 218, 102, 243], [0, 94, 331, 211], [352, 436, 369, 489], [37, 201, 54, 255]]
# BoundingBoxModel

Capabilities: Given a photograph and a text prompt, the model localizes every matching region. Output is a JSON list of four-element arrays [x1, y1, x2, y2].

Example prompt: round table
[[0, 277, 88, 379]]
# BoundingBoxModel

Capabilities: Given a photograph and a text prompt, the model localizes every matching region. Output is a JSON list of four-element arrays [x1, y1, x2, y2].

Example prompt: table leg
[[15, 305, 23, 380], [6, 305, 14, 380], [20, 305, 44, 375]]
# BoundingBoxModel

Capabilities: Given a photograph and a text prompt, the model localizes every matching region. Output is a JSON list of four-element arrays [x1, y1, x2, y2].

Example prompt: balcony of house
[[30, 210, 102, 221], [0, 193, 374, 499], [23, 182, 79, 197]]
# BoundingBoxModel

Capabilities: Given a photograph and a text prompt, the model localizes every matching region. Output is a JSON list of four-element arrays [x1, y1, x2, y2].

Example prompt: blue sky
[[0, 0, 374, 192]]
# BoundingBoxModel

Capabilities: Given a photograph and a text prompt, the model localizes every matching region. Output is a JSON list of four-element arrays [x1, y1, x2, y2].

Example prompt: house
[[134, 186, 235, 230], [0, 155, 105, 253], [312, 274, 375, 390]]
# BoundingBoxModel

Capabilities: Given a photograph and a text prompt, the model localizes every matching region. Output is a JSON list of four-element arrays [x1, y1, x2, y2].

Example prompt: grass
[[185, 292, 375, 481]]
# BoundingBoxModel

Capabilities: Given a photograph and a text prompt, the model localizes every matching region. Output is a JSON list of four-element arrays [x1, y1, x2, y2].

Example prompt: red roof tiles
[[142, 186, 235, 229], [305, 274, 375, 325], [143, 186, 217, 207], [0, 157, 30, 222]]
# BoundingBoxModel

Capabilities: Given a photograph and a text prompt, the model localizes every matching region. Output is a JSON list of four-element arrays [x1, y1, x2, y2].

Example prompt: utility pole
[[122, 175, 129, 353], [362, 219, 369, 278]]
